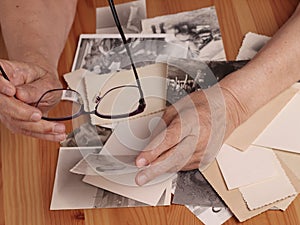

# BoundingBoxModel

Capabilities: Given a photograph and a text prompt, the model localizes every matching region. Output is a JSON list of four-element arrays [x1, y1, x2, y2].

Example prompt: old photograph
[[166, 58, 248, 105], [142, 7, 225, 60], [70, 153, 139, 176], [96, 0, 146, 34], [60, 122, 112, 147], [51, 147, 170, 210], [186, 205, 232, 225], [172, 169, 225, 207], [72, 33, 186, 74], [93, 188, 168, 208]]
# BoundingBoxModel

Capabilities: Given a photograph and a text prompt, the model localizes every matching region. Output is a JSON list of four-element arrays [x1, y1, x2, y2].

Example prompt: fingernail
[[30, 112, 42, 122], [137, 174, 148, 186], [136, 158, 147, 167], [54, 124, 65, 133]]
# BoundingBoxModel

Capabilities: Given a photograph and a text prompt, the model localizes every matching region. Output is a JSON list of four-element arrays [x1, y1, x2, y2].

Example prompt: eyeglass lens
[[36, 89, 83, 120]]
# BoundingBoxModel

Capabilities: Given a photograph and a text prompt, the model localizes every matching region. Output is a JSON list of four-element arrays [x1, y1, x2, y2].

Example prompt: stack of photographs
[[52, 3, 249, 224]]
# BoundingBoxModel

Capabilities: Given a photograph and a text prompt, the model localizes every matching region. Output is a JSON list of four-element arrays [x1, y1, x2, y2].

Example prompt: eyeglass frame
[[35, 84, 145, 121]]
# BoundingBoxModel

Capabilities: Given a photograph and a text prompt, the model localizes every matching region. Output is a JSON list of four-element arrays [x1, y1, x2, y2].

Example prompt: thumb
[[16, 75, 62, 104], [16, 84, 41, 103]]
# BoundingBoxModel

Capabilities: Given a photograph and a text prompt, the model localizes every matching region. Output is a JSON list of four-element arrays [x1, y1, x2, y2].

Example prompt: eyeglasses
[[0, 0, 146, 121]]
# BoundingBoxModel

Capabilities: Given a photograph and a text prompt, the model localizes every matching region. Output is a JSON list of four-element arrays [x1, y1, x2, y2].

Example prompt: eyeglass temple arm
[[107, 0, 146, 108], [0, 65, 10, 81]]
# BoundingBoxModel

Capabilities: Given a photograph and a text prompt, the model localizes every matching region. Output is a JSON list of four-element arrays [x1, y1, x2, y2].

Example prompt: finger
[[23, 131, 67, 142], [1, 60, 60, 101], [16, 75, 62, 104], [136, 117, 188, 167], [0, 94, 42, 122], [150, 139, 203, 171], [160, 104, 178, 125], [2, 114, 66, 142], [0, 61, 17, 96], [0, 76, 16, 96], [135, 136, 197, 186], [10, 118, 66, 135], [1, 60, 47, 85]]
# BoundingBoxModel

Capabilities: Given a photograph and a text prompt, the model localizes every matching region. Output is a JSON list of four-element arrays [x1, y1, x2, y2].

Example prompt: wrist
[[220, 85, 249, 137]]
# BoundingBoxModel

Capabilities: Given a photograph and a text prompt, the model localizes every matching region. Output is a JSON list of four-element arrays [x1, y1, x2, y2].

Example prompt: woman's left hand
[[135, 86, 239, 186]]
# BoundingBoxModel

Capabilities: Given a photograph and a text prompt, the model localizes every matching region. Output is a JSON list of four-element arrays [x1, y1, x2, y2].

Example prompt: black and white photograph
[[166, 58, 249, 105], [72, 33, 187, 74], [60, 122, 112, 147], [93, 188, 167, 208], [172, 169, 225, 207], [142, 7, 225, 60], [185, 204, 232, 225], [96, 0, 146, 34], [51, 147, 170, 210]]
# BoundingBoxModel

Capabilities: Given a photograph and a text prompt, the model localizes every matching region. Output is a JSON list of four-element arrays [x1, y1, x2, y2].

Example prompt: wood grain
[[0, 0, 300, 225], [0, 26, 8, 59]]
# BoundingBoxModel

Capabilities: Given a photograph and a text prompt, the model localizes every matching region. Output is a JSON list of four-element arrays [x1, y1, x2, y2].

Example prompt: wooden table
[[1, 0, 300, 224]]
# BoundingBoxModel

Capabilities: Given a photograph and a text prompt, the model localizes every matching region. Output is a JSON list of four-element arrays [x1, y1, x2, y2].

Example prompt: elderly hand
[[135, 86, 238, 185], [0, 59, 66, 141]]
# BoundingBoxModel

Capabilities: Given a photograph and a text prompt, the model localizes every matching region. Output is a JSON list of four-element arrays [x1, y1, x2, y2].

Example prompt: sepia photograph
[[142, 7, 224, 60], [72, 34, 187, 75]]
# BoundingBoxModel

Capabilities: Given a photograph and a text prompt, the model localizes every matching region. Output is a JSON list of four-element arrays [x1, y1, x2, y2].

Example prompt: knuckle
[[41, 123, 54, 133], [22, 129, 33, 137], [149, 148, 162, 160], [138, 150, 157, 165]]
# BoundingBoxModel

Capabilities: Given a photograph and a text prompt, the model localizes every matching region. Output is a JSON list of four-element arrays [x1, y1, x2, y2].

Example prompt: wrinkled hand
[[135, 86, 229, 185], [0, 59, 66, 141]]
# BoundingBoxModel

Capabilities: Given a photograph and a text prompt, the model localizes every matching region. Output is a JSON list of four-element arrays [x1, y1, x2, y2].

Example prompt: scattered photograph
[[51, 147, 168, 210], [142, 7, 225, 60], [172, 169, 225, 207], [186, 205, 232, 225], [72, 33, 187, 74], [93, 188, 167, 208], [96, 0, 146, 34], [60, 122, 112, 147], [166, 58, 248, 105], [70, 153, 139, 176]]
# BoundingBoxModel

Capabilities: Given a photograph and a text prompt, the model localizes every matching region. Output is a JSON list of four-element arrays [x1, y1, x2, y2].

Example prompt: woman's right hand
[[0, 59, 66, 141]]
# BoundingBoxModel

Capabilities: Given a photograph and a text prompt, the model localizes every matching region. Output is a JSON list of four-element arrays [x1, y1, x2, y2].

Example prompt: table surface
[[1, 0, 300, 224]]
